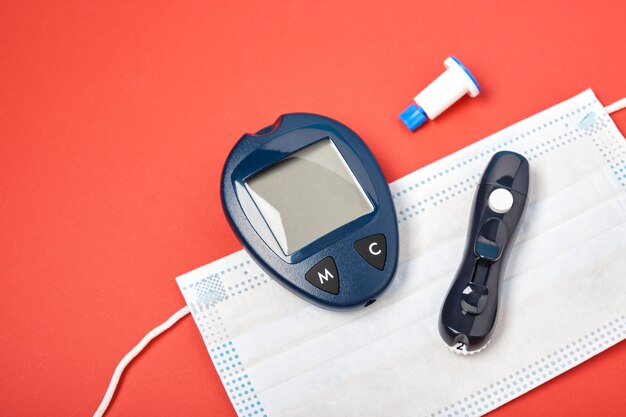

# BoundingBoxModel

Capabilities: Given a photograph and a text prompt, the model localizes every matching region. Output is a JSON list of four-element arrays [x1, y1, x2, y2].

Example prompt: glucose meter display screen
[[245, 139, 373, 255]]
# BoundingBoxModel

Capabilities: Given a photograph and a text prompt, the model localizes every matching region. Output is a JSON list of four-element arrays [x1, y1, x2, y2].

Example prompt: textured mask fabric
[[177, 89, 626, 417]]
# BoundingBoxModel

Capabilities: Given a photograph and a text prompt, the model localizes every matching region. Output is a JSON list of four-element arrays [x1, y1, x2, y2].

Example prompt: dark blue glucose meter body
[[221, 113, 399, 309]]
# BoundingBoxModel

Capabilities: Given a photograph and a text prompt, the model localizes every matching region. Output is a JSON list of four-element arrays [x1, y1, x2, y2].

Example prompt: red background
[[1, 1, 625, 416]]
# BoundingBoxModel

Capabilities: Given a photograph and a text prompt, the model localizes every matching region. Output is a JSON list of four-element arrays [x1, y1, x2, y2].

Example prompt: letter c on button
[[369, 242, 382, 256]]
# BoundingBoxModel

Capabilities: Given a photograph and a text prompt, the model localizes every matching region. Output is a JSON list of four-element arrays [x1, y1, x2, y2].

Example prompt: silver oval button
[[488, 188, 514, 214]]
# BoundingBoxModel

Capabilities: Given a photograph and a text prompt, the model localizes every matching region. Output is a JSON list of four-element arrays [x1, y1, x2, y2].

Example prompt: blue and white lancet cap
[[400, 56, 480, 131]]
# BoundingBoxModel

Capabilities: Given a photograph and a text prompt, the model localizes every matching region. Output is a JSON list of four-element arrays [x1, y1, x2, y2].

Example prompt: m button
[[305, 257, 339, 295], [354, 234, 387, 270]]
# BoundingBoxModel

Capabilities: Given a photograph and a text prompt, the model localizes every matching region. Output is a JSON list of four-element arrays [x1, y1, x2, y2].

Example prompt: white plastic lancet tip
[[445, 56, 480, 98]]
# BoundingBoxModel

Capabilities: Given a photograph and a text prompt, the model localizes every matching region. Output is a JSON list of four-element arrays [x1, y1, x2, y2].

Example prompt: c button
[[354, 234, 387, 271]]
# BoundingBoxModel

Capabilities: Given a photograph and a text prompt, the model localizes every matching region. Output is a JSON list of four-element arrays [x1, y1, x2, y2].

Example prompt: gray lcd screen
[[245, 139, 373, 255]]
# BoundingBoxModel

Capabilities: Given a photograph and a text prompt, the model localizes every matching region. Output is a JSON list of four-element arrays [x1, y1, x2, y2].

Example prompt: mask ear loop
[[93, 305, 190, 417], [605, 97, 626, 114]]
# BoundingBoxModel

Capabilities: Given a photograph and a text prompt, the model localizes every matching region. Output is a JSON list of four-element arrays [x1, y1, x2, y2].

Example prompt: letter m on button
[[305, 257, 340, 295], [318, 268, 334, 284]]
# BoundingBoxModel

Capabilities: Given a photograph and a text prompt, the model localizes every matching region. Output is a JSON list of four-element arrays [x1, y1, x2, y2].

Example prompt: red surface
[[1, 1, 625, 416]]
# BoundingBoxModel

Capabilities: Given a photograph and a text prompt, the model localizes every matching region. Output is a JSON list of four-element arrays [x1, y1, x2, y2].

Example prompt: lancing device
[[439, 151, 529, 354]]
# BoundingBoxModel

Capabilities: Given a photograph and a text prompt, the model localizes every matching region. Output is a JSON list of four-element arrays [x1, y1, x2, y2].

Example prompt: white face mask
[[177, 89, 626, 417]]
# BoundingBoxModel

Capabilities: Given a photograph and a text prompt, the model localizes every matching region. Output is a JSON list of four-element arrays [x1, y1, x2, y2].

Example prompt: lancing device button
[[488, 188, 514, 213]]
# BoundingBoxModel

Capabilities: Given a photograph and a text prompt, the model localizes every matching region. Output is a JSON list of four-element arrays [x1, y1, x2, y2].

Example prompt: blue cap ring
[[449, 56, 480, 93]]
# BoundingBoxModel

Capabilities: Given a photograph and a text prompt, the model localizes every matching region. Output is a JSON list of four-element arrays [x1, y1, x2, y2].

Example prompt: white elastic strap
[[93, 305, 191, 417], [605, 97, 626, 114]]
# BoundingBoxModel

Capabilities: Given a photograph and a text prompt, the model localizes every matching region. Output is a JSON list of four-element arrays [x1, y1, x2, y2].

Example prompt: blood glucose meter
[[221, 113, 399, 309]]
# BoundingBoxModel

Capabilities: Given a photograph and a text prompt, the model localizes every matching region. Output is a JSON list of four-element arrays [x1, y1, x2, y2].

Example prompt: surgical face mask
[[176, 89, 626, 417]]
